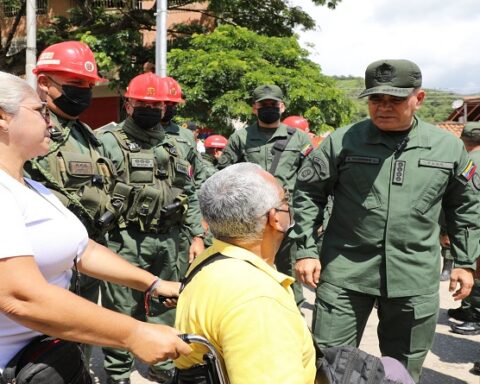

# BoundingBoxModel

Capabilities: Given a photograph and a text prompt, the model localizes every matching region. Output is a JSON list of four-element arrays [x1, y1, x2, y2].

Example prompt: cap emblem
[[375, 63, 396, 83]]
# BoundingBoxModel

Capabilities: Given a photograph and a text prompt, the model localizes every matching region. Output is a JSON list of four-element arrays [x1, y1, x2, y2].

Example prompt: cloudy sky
[[291, 0, 480, 95]]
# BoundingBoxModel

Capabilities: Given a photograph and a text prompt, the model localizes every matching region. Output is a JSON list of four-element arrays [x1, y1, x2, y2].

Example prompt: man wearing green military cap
[[293, 59, 480, 382], [217, 84, 313, 305]]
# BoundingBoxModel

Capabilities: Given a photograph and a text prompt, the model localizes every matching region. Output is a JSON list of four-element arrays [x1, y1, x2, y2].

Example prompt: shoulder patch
[[300, 144, 314, 158], [298, 166, 315, 182], [471, 172, 480, 191], [312, 156, 329, 179], [460, 160, 477, 181]]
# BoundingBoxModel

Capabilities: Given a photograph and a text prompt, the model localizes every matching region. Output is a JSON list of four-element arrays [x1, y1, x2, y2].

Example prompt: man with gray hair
[[174, 163, 316, 383]]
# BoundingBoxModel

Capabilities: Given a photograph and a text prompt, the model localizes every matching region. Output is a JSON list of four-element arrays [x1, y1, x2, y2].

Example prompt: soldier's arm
[[443, 147, 480, 299], [182, 175, 205, 240], [292, 137, 337, 261]]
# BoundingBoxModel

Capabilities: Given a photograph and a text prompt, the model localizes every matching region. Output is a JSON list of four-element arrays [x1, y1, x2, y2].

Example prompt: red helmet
[[283, 115, 310, 133], [157, 77, 185, 103], [124, 73, 167, 102], [33, 41, 105, 82], [204, 135, 228, 149]]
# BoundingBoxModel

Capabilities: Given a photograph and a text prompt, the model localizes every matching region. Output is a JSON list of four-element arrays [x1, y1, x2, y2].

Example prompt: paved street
[[90, 280, 480, 384]]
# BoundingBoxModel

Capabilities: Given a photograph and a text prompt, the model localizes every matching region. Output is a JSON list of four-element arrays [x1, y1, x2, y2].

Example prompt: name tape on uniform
[[345, 156, 380, 165]]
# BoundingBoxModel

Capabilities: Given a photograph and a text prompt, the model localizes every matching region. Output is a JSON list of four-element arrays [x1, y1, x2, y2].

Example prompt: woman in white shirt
[[0, 71, 190, 372]]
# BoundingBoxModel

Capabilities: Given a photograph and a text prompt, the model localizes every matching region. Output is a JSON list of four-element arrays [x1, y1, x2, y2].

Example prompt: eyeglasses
[[265, 186, 295, 230], [20, 101, 50, 124], [274, 206, 295, 230]]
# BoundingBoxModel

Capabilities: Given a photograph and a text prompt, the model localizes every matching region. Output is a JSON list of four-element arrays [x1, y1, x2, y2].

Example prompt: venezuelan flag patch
[[301, 144, 313, 158], [461, 160, 477, 181]]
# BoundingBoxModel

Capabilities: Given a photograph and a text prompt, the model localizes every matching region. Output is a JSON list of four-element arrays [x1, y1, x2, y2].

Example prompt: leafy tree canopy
[[168, 25, 354, 134]]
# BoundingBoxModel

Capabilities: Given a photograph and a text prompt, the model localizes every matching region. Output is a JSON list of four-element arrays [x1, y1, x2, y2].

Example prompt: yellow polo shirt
[[175, 239, 316, 384]]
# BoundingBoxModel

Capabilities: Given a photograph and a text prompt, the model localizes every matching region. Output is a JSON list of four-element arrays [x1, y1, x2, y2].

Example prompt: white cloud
[[292, 0, 480, 94]]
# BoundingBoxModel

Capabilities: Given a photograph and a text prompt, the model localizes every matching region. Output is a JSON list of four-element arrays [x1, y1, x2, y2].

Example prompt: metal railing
[[91, 0, 142, 9]]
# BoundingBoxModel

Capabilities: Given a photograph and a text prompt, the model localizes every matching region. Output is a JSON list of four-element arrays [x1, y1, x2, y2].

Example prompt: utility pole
[[25, 0, 37, 88], [155, 0, 167, 77]]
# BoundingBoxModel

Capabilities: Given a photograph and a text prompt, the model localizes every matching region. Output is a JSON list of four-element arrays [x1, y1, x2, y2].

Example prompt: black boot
[[440, 258, 453, 281]]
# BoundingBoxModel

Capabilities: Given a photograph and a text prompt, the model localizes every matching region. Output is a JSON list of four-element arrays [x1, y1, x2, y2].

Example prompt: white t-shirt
[[0, 170, 89, 370]]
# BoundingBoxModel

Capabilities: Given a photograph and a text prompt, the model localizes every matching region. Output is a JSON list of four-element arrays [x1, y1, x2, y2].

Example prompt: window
[[2, 0, 47, 17]]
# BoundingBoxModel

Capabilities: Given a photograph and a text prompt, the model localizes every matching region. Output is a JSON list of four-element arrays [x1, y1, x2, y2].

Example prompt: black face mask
[[132, 107, 163, 129], [257, 106, 281, 124], [53, 85, 92, 117], [161, 104, 177, 123]]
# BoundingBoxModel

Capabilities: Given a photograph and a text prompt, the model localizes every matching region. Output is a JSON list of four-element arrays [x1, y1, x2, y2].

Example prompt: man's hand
[[188, 236, 205, 262], [127, 323, 191, 363], [449, 267, 475, 301], [439, 234, 450, 248], [295, 258, 321, 288], [154, 281, 181, 299]]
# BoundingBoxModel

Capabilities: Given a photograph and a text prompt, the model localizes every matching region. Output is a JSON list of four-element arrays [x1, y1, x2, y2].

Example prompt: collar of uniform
[[49, 111, 75, 132], [254, 122, 291, 142], [188, 238, 295, 288], [162, 120, 179, 134]]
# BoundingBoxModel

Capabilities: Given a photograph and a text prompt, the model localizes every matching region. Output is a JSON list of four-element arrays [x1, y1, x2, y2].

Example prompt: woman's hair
[[198, 163, 281, 243], [0, 71, 37, 115]]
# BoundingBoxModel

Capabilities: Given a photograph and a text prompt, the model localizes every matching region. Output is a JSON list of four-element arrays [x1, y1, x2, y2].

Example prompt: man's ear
[[414, 90, 426, 110], [267, 208, 283, 232], [37, 74, 49, 93], [0, 110, 10, 133]]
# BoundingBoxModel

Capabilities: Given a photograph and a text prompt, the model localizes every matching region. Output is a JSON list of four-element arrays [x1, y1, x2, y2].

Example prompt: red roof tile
[[436, 121, 464, 138]]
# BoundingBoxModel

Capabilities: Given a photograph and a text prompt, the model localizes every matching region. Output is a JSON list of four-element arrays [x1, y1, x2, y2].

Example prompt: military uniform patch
[[166, 145, 177, 156], [69, 161, 93, 175], [131, 158, 154, 168], [312, 156, 328, 178], [298, 166, 315, 182], [472, 172, 480, 191], [418, 159, 454, 170], [300, 144, 313, 158], [392, 160, 406, 185], [460, 160, 477, 181], [176, 163, 189, 175], [345, 156, 380, 165]]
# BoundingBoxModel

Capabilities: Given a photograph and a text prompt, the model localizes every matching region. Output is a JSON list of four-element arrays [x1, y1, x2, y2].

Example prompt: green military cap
[[461, 122, 480, 139], [252, 84, 284, 102], [359, 59, 422, 98]]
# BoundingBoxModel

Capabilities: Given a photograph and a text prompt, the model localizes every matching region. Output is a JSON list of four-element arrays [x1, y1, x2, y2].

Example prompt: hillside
[[333, 76, 462, 125]]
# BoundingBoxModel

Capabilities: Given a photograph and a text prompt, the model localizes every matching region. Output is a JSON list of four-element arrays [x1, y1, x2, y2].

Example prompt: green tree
[[1, 0, 343, 76], [168, 25, 354, 134]]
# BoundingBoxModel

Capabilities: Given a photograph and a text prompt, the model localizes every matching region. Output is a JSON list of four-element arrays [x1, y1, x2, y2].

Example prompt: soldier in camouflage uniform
[[157, 77, 212, 277], [24, 41, 116, 314], [217, 85, 313, 305], [293, 59, 480, 382], [449, 122, 480, 333], [202, 134, 227, 178], [97, 73, 205, 384]]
